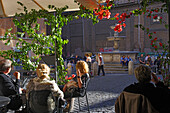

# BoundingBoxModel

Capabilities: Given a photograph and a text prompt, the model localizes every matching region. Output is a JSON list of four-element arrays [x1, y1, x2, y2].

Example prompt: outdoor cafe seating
[[27, 90, 65, 113]]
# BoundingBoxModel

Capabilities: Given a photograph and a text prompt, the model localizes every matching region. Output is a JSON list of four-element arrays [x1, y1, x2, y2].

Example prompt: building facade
[[0, 0, 169, 59], [62, 1, 169, 57]]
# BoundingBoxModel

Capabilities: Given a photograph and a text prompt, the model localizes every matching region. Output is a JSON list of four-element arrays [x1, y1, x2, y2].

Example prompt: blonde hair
[[36, 64, 50, 79], [76, 60, 89, 74]]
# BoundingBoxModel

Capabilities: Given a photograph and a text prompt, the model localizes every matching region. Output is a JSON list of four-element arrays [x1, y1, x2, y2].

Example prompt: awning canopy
[[0, 0, 80, 18]]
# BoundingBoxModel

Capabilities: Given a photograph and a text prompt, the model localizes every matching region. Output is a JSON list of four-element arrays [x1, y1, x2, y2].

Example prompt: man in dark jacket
[[0, 59, 22, 110], [123, 65, 170, 113]]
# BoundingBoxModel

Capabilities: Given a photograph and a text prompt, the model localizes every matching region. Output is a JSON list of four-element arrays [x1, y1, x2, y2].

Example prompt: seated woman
[[63, 60, 90, 97], [26, 64, 64, 112], [61, 61, 90, 111]]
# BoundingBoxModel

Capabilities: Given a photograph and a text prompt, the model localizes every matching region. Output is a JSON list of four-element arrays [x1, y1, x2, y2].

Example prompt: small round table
[[0, 96, 11, 108]]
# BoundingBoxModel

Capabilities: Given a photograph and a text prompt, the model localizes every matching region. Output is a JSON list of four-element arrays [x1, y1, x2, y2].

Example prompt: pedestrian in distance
[[139, 53, 145, 64], [86, 54, 92, 77], [97, 53, 105, 76]]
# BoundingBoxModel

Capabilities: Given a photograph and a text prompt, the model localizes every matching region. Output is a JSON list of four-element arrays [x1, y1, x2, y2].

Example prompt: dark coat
[[123, 82, 170, 113], [0, 72, 20, 97]]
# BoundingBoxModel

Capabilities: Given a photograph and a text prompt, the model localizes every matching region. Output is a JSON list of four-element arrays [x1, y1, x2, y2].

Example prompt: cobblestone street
[[71, 74, 137, 113]]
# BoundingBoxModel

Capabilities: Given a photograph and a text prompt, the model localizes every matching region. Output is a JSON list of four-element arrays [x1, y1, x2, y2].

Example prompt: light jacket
[[26, 77, 64, 100], [115, 91, 159, 113]]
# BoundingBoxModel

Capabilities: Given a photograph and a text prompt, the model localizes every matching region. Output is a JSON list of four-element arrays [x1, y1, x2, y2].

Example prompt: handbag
[[7, 95, 22, 110]]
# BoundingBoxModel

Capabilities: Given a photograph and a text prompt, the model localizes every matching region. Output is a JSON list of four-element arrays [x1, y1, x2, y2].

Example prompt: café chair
[[27, 90, 65, 113], [67, 78, 90, 113]]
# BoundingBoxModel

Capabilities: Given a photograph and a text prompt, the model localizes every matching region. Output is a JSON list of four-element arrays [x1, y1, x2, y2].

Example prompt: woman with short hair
[[26, 64, 64, 113], [26, 64, 64, 100]]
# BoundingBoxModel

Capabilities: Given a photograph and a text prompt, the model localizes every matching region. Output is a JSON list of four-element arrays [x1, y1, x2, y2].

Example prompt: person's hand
[[151, 72, 159, 84], [13, 71, 20, 79], [21, 88, 26, 93]]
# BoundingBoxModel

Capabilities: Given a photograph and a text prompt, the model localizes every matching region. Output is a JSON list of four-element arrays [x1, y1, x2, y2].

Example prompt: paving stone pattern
[[70, 74, 137, 113]]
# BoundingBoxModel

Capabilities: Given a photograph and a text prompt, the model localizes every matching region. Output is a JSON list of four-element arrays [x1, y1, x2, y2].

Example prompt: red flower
[[158, 77, 161, 80], [104, 10, 111, 19], [120, 13, 127, 22], [114, 13, 119, 17], [148, 34, 151, 37], [154, 45, 158, 49], [65, 76, 72, 80], [97, 10, 105, 20], [147, 16, 151, 18], [117, 27, 123, 33], [153, 32, 156, 34], [150, 11, 153, 14], [98, 14, 103, 20], [159, 42, 162, 46], [122, 23, 126, 27], [154, 9, 159, 12], [146, 10, 149, 12], [151, 42, 153, 45], [151, 40, 154, 43], [116, 17, 119, 20], [153, 15, 158, 19], [65, 76, 68, 80], [129, 12, 132, 15], [114, 24, 123, 33], [106, 0, 112, 7], [72, 74, 75, 78], [154, 37, 157, 41], [160, 17, 162, 19], [118, 21, 122, 23]]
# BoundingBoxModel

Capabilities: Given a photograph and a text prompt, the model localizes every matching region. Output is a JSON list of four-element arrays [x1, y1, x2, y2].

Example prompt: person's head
[[157, 56, 160, 59], [0, 59, 12, 74], [36, 64, 50, 80], [141, 54, 143, 57], [122, 55, 125, 58], [76, 60, 89, 74], [86, 54, 89, 57], [147, 57, 151, 61], [98, 53, 101, 56], [134, 65, 151, 83], [127, 55, 130, 58]]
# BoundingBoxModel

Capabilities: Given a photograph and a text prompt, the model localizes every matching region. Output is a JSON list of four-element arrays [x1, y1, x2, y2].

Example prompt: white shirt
[[86, 56, 91, 62]]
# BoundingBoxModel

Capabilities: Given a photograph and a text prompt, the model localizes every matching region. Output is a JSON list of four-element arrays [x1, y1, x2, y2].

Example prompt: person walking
[[97, 53, 105, 76]]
